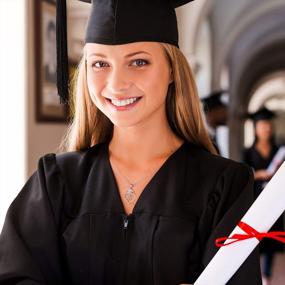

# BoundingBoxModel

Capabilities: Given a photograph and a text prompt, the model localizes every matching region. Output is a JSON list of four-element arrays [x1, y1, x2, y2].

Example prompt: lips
[[105, 96, 142, 110]]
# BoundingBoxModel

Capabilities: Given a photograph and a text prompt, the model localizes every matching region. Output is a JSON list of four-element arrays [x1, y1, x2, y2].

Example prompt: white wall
[[0, 0, 27, 231], [0, 0, 68, 232]]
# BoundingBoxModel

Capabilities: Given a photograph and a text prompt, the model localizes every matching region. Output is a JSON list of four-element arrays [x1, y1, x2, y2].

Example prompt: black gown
[[243, 145, 284, 254], [0, 142, 261, 285]]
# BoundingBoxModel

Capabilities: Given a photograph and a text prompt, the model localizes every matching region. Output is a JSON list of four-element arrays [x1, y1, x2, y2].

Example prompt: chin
[[110, 117, 142, 129]]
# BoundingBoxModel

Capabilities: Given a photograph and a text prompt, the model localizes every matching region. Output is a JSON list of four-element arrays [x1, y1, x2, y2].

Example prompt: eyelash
[[90, 59, 149, 69]]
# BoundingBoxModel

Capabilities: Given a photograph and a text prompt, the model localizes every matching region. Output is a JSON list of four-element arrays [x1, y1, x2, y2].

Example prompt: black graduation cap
[[201, 90, 229, 112], [56, 0, 195, 104], [248, 107, 276, 122]]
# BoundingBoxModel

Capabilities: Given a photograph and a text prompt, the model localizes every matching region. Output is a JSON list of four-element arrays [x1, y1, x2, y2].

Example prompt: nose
[[107, 67, 131, 94]]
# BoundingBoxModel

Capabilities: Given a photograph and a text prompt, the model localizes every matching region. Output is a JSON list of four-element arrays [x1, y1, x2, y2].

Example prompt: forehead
[[85, 42, 164, 57], [255, 119, 272, 125]]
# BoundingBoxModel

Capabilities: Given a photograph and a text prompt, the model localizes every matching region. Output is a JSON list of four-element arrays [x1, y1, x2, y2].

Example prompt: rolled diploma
[[194, 161, 285, 285], [267, 146, 285, 174]]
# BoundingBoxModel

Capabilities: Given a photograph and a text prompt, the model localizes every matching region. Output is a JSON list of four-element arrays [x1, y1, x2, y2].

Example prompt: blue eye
[[131, 59, 148, 67], [92, 61, 109, 68]]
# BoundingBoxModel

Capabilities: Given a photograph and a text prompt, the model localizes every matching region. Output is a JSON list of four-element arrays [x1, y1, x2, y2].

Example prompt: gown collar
[[103, 141, 187, 216]]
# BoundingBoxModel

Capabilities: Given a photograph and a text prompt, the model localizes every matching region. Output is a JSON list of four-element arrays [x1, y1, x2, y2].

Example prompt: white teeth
[[110, 97, 139, 107]]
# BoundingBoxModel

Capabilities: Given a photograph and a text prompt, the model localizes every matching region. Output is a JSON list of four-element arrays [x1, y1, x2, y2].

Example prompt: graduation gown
[[243, 144, 284, 253], [0, 142, 261, 285]]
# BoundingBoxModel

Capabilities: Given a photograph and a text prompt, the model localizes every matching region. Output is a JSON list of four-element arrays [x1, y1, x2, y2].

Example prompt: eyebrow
[[87, 51, 151, 58]]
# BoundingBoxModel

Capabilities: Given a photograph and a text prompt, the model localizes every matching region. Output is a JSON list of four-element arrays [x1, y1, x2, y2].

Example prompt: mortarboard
[[201, 90, 229, 112], [56, 0, 195, 104], [248, 107, 276, 122]]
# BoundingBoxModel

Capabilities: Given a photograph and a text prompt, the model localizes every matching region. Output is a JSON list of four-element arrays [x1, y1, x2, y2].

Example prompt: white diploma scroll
[[194, 162, 285, 285], [267, 146, 285, 175]]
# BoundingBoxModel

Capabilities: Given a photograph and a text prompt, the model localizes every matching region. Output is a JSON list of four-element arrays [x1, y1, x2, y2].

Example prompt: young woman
[[243, 107, 284, 285], [0, 0, 261, 284]]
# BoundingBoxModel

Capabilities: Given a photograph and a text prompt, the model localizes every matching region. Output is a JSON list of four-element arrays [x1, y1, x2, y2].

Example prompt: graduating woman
[[0, 0, 261, 284], [243, 107, 284, 285]]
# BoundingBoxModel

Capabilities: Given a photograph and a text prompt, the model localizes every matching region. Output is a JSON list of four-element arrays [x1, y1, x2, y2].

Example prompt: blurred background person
[[243, 107, 284, 285], [201, 90, 228, 155]]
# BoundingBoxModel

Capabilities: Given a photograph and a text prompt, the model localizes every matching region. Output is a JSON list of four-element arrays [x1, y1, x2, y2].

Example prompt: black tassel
[[56, 0, 69, 104]]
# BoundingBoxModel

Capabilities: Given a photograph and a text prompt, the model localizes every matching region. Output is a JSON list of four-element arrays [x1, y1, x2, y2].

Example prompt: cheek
[[255, 125, 263, 136], [87, 73, 106, 102], [138, 66, 170, 101], [266, 126, 273, 136]]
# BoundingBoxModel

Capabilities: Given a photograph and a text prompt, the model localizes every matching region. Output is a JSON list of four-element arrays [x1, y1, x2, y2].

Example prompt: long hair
[[59, 43, 217, 155]]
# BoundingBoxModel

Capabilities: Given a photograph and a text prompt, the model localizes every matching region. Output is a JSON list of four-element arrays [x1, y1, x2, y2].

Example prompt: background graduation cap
[[201, 90, 229, 113], [56, 0, 195, 104], [247, 107, 276, 122]]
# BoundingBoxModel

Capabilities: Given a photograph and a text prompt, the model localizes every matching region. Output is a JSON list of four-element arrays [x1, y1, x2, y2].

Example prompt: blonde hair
[[59, 43, 217, 155]]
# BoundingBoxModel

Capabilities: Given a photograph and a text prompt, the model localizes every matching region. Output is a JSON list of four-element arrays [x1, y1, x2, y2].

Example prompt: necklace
[[110, 147, 176, 205], [111, 160, 148, 205]]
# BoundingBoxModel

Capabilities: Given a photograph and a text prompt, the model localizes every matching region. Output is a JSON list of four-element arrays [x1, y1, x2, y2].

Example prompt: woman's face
[[255, 120, 273, 141], [85, 42, 173, 128]]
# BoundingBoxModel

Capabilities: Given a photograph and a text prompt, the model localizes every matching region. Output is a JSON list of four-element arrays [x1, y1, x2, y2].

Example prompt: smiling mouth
[[106, 97, 142, 107]]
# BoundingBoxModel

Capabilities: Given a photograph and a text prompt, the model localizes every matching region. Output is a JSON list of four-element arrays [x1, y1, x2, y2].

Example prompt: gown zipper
[[123, 215, 129, 239], [122, 214, 131, 284]]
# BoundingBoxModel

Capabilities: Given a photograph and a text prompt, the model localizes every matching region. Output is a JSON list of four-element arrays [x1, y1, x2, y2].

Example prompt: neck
[[109, 114, 183, 165], [256, 138, 270, 146]]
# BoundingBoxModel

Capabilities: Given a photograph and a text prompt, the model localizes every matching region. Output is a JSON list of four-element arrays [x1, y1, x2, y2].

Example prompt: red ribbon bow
[[216, 221, 285, 247]]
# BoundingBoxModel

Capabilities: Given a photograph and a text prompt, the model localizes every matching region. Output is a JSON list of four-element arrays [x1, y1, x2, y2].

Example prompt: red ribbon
[[216, 221, 285, 247]]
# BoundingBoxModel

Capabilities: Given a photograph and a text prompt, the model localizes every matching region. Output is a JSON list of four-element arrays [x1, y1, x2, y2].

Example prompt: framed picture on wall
[[34, 0, 68, 122]]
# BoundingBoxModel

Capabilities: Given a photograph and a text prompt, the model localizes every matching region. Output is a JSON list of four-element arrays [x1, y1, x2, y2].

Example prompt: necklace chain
[[110, 148, 176, 205], [111, 160, 147, 205], [111, 160, 148, 186]]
